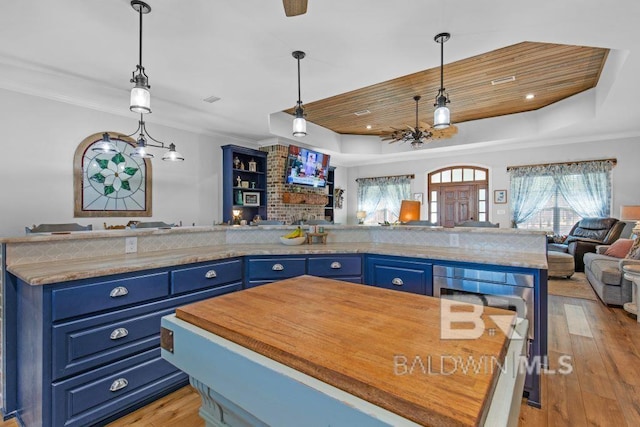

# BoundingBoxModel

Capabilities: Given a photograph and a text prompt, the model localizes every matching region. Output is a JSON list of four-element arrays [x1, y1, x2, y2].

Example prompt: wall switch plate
[[449, 233, 459, 247], [125, 237, 137, 254], [497, 209, 506, 215]]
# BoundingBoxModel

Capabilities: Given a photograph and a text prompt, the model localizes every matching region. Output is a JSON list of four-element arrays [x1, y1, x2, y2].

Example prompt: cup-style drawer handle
[[392, 278, 404, 286], [205, 270, 217, 279], [109, 378, 128, 392], [330, 262, 342, 269], [109, 286, 129, 298], [110, 328, 129, 340], [272, 263, 284, 271]]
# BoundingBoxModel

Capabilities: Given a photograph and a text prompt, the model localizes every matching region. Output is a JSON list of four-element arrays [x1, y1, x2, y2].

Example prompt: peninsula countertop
[[8, 242, 548, 286]]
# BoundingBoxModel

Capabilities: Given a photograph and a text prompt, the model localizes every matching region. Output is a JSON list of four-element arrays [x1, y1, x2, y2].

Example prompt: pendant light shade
[[433, 32, 451, 130], [92, 133, 119, 154], [292, 50, 307, 137], [130, 134, 154, 159], [129, 1, 152, 114], [162, 144, 185, 162]]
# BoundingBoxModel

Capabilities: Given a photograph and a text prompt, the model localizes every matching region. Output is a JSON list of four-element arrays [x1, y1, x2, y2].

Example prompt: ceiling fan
[[283, 0, 308, 17], [380, 96, 458, 149]]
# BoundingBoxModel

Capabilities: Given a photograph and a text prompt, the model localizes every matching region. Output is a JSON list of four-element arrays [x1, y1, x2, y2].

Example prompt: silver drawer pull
[[330, 262, 342, 269], [272, 263, 284, 271], [110, 328, 129, 340], [109, 286, 129, 298], [109, 378, 128, 392], [392, 278, 404, 286], [205, 270, 217, 279]]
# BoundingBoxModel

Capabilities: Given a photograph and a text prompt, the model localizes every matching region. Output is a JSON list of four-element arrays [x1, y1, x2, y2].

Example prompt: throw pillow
[[625, 237, 640, 260], [604, 239, 634, 258]]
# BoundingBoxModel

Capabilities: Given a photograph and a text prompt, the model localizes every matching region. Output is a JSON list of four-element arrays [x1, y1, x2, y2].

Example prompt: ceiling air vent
[[354, 109, 371, 116], [491, 76, 516, 85], [203, 95, 221, 103]]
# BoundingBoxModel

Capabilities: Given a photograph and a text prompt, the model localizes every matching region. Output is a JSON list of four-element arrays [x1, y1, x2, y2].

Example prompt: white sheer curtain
[[509, 167, 555, 228], [357, 176, 411, 224], [552, 161, 613, 218], [509, 160, 614, 228]]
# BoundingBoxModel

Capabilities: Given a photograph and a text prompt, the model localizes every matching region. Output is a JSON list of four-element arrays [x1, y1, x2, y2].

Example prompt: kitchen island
[[162, 275, 528, 427]]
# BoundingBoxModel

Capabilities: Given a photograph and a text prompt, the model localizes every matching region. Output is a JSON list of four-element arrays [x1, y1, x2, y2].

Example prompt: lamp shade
[[130, 85, 151, 114], [398, 200, 421, 223], [620, 205, 640, 221]]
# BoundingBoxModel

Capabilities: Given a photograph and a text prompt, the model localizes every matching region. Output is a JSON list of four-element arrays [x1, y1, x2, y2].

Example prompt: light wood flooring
[[2, 276, 639, 426]]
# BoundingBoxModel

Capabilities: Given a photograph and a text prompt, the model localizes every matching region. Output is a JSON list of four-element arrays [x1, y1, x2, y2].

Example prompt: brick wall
[[261, 145, 328, 223]]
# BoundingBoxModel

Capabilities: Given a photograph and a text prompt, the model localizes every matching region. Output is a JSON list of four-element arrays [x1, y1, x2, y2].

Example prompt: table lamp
[[356, 211, 367, 224], [232, 209, 242, 225], [398, 200, 421, 223], [621, 205, 640, 233]]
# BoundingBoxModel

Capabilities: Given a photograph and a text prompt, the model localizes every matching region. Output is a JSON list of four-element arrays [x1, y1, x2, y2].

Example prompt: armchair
[[548, 217, 626, 272]]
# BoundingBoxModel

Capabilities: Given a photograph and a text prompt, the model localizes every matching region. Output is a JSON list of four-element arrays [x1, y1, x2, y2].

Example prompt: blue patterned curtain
[[552, 160, 613, 217], [509, 166, 555, 227], [508, 160, 614, 227], [357, 176, 411, 223]]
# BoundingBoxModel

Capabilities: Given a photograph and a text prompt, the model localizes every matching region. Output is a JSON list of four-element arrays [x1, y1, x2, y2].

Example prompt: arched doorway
[[428, 166, 489, 227]]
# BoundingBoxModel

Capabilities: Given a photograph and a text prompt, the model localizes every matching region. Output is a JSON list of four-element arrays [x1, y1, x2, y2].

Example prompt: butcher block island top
[[174, 275, 518, 427]]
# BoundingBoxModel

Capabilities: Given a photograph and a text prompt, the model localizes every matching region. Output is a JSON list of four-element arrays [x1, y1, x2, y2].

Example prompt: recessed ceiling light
[[366, 125, 372, 130], [354, 109, 371, 116], [525, 93, 535, 100]]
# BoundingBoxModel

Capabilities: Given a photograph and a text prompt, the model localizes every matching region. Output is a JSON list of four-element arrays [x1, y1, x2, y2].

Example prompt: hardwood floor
[[2, 281, 639, 426]]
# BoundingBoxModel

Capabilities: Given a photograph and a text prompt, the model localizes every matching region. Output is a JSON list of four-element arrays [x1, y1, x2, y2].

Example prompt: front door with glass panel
[[428, 166, 488, 226]]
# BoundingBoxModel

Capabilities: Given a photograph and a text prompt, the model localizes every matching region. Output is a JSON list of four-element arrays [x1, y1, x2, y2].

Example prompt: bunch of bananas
[[282, 226, 303, 239]]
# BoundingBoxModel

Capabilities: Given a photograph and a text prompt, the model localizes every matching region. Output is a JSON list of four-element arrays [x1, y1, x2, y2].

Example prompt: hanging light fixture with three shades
[[93, 0, 184, 161]]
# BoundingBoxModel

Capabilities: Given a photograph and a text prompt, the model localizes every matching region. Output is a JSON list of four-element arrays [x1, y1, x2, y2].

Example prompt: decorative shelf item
[[282, 192, 329, 205], [306, 232, 328, 244]]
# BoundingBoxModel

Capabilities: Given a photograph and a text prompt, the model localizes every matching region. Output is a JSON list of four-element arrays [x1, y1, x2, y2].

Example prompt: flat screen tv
[[284, 145, 330, 188]]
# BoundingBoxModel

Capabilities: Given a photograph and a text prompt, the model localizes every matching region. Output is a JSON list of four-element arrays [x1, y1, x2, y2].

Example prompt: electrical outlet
[[449, 233, 459, 247], [125, 237, 137, 254]]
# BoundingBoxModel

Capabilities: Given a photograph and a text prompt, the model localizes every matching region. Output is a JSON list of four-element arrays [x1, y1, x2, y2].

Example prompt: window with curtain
[[356, 175, 411, 224], [508, 159, 614, 232]]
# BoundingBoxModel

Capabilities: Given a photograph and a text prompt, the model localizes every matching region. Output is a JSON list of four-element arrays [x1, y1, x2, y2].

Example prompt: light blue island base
[[161, 315, 528, 427]]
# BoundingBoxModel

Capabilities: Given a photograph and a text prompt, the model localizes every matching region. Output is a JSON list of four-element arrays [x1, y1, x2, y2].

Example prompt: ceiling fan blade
[[431, 124, 458, 139], [283, 0, 308, 17], [419, 121, 433, 130]]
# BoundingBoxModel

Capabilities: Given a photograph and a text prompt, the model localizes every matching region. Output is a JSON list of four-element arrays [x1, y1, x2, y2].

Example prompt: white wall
[[344, 137, 640, 226], [0, 89, 253, 237]]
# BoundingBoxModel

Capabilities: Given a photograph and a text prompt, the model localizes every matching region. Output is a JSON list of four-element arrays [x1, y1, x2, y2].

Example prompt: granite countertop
[[0, 224, 547, 243], [8, 242, 548, 286]]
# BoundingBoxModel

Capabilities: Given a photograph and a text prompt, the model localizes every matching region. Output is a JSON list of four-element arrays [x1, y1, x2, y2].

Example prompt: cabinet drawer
[[171, 259, 242, 294], [308, 256, 362, 278], [52, 349, 185, 427], [52, 272, 170, 321], [246, 257, 306, 281], [372, 265, 427, 294], [53, 283, 241, 380]]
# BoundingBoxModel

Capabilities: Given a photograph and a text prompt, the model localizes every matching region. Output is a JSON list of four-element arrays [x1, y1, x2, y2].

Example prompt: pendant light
[[92, 132, 119, 154], [127, 114, 185, 162], [130, 1, 152, 114], [433, 32, 451, 130], [292, 50, 307, 137]]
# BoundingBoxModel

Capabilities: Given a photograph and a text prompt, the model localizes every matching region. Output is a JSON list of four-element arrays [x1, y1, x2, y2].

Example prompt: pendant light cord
[[138, 5, 143, 69], [439, 36, 444, 92], [297, 55, 302, 106]]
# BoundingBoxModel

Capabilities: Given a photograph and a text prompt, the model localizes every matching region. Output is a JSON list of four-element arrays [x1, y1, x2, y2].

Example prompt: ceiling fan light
[[92, 133, 119, 154], [130, 84, 151, 114], [434, 105, 450, 130], [162, 143, 185, 162]]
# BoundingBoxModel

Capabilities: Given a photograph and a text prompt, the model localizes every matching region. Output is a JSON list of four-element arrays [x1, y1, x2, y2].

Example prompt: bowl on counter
[[279, 236, 307, 246]]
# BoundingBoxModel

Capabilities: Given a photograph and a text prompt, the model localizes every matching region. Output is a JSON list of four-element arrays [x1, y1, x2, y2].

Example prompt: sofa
[[548, 217, 626, 272], [584, 243, 640, 305]]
